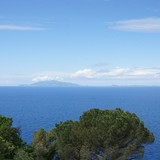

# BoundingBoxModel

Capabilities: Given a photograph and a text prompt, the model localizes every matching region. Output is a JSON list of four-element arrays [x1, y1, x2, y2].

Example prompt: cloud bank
[[30, 67, 160, 86], [71, 67, 160, 79], [1, 67, 160, 86]]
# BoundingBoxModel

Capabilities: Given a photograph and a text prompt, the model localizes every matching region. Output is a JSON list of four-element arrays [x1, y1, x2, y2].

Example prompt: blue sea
[[0, 87, 160, 159]]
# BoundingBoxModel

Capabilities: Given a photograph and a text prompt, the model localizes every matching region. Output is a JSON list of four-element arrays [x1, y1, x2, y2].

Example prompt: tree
[[0, 115, 24, 159], [49, 108, 154, 160], [0, 108, 155, 160], [32, 128, 56, 160], [14, 149, 34, 160]]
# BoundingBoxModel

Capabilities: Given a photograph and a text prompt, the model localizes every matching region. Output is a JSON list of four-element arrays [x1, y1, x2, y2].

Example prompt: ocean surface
[[0, 87, 160, 159]]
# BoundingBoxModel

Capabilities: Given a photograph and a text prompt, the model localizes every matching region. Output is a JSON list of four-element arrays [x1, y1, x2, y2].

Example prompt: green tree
[[51, 108, 154, 160], [0, 115, 24, 159], [14, 149, 34, 160], [32, 128, 56, 160]]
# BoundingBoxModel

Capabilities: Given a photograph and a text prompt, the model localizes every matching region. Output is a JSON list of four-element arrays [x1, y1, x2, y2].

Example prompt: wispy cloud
[[71, 67, 160, 79], [1, 67, 160, 86], [29, 67, 160, 86], [32, 67, 160, 82], [32, 75, 53, 82], [107, 18, 160, 32], [0, 25, 44, 31], [32, 75, 62, 82], [71, 69, 95, 79]]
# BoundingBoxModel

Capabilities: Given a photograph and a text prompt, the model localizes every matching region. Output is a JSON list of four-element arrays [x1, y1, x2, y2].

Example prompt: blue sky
[[0, 0, 160, 86]]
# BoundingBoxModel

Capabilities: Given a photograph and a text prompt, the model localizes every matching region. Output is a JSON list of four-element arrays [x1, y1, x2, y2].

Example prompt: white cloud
[[99, 67, 160, 79], [99, 67, 130, 77], [127, 68, 159, 77], [1, 67, 160, 86], [32, 67, 160, 82], [0, 25, 44, 31], [71, 69, 96, 78], [107, 18, 160, 32], [71, 67, 160, 80], [32, 75, 52, 82], [32, 75, 63, 82]]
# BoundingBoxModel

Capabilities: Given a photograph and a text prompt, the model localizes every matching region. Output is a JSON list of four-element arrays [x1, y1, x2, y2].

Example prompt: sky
[[0, 0, 160, 86]]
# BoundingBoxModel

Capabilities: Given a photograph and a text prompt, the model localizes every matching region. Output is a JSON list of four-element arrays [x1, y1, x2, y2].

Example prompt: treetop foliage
[[0, 115, 24, 159], [0, 108, 155, 160], [32, 108, 154, 160]]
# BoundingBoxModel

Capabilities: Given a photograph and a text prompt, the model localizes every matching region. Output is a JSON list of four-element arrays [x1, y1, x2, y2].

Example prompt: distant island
[[21, 80, 79, 87]]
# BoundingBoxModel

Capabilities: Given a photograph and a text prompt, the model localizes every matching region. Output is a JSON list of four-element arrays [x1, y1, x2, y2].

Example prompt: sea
[[0, 87, 160, 160]]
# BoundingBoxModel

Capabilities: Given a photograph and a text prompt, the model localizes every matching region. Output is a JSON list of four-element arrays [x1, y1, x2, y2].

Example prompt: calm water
[[0, 87, 160, 159]]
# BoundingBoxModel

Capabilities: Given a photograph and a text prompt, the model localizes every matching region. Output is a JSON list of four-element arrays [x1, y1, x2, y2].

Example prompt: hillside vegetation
[[0, 108, 154, 160]]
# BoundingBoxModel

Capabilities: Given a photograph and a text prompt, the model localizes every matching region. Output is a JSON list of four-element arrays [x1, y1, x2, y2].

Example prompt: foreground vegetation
[[0, 108, 154, 160]]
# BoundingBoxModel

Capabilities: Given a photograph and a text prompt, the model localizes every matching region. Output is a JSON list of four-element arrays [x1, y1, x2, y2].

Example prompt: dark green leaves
[[48, 108, 154, 160], [0, 115, 23, 159]]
